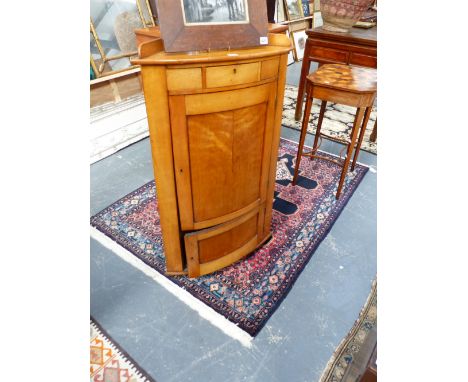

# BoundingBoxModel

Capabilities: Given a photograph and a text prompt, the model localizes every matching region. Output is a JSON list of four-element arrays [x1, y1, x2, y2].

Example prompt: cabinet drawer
[[261, 58, 279, 80], [349, 52, 377, 68], [167, 68, 202, 91], [206, 62, 260, 88]]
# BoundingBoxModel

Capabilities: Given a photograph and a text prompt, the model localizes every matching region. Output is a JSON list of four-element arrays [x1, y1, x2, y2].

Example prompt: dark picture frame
[[266, 0, 276, 22], [156, 0, 268, 52], [301, 0, 310, 17]]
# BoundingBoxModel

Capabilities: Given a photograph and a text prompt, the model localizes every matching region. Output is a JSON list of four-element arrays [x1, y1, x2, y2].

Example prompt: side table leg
[[336, 107, 365, 199], [294, 40, 312, 121], [351, 107, 372, 171], [370, 118, 377, 142], [311, 100, 327, 156], [293, 85, 314, 185]]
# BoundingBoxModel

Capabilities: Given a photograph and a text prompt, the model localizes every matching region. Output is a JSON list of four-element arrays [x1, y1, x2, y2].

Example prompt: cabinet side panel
[[263, 53, 289, 235], [257, 82, 278, 241], [140, 66, 184, 273]]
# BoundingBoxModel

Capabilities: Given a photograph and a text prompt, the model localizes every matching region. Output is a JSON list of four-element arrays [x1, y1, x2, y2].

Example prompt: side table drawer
[[309, 46, 349, 64], [349, 52, 377, 68], [206, 62, 260, 88]]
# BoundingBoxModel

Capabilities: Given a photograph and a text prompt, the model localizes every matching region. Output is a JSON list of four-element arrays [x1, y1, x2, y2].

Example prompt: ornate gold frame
[[90, 0, 156, 79]]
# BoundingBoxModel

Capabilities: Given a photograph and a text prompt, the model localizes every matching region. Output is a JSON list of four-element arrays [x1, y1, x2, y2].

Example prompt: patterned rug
[[282, 85, 377, 154], [90, 318, 156, 382], [91, 138, 368, 336], [319, 280, 377, 382]]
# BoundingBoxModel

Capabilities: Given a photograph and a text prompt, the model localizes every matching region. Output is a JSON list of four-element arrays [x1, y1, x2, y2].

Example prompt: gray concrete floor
[[90, 62, 376, 382]]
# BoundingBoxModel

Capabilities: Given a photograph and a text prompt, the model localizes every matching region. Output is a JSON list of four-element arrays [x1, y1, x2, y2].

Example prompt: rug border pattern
[[319, 280, 377, 382]]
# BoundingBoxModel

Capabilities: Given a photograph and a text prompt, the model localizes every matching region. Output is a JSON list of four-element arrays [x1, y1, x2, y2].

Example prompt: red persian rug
[[91, 138, 368, 336], [90, 317, 155, 381]]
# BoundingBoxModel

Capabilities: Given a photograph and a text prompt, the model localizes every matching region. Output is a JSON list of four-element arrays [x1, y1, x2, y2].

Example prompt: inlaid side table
[[294, 26, 377, 121], [292, 64, 377, 199], [294, 26, 377, 142]]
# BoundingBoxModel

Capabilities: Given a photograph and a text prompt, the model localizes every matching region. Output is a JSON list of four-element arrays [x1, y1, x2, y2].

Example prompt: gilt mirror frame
[[156, 0, 268, 53]]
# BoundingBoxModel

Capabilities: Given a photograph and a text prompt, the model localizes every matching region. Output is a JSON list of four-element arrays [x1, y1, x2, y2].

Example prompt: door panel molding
[[169, 95, 195, 230], [192, 198, 261, 230], [184, 83, 271, 115]]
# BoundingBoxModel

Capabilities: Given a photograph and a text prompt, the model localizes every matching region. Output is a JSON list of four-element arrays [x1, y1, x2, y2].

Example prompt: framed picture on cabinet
[[156, 0, 268, 52]]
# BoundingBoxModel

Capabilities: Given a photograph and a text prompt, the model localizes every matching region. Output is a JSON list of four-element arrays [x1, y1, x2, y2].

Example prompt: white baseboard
[[90, 95, 149, 164]]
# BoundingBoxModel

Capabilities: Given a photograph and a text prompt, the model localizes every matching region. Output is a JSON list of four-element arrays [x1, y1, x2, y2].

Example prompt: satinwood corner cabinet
[[133, 33, 291, 278]]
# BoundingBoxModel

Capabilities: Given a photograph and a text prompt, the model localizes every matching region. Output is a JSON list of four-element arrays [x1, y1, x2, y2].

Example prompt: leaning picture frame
[[156, 0, 268, 53], [276, 0, 286, 22], [284, 0, 303, 21], [291, 29, 307, 61], [285, 30, 295, 65]]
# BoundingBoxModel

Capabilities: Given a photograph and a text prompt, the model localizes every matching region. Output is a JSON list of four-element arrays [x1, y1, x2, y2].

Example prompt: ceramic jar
[[320, 0, 374, 32]]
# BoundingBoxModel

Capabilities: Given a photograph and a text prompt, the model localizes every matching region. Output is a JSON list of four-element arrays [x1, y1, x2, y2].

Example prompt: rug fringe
[[90, 226, 254, 348]]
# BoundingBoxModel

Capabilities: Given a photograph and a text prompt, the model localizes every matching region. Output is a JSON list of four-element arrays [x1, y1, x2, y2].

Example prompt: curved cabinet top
[[132, 33, 291, 66]]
